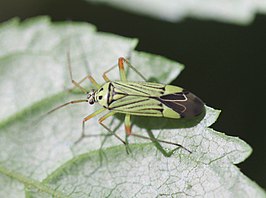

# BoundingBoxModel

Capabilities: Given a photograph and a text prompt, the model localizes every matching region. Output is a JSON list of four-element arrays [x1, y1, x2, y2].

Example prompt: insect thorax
[[96, 82, 128, 108], [94, 83, 110, 108]]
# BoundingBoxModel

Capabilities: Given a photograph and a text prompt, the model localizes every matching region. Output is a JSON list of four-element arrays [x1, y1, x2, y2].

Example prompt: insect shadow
[[133, 109, 205, 130], [108, 109, 205, 158]]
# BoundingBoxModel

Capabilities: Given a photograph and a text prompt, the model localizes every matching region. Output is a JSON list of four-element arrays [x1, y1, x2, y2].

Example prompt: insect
[[48, 55, 205, 157]]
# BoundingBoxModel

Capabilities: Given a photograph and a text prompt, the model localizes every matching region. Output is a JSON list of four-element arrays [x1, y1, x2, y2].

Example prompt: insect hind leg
[[130, 130, 191, 157], [101, 58, 128, 82], [102, 57, 147, 83], [123, 114, 190, 156], [118, 57, 147, 82]]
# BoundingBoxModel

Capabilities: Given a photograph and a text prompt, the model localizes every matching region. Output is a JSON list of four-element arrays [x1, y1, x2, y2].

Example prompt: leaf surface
[[0, 17, 264, 198]]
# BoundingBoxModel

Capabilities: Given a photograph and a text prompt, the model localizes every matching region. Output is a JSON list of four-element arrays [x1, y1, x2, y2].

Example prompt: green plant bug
[[48, 54, 205, 157]]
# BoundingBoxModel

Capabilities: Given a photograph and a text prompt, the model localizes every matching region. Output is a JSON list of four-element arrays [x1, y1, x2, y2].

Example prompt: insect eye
[[99, 96, 103, 100]]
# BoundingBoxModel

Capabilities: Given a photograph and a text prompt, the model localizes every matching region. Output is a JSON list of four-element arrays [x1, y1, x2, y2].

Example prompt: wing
[[112, 81, 166, 97], [154, 91, 205, 118], [107, 81, 204, 118], [108, 95, 164, 117], [107, 81, 165, 117]]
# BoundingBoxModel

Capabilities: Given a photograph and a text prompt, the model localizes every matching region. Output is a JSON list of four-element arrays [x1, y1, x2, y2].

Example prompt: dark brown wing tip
[[180, 92, 205, 118]]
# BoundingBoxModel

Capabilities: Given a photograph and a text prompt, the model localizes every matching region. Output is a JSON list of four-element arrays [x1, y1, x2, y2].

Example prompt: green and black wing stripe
[[109, 95, 164, 117], [113, 81, 165, 96], [109, 81, 204, 118]]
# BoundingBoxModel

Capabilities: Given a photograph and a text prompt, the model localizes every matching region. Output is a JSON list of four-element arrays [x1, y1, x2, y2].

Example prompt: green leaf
[[0, 17, 264, 198], [87, 0, 266, 25]]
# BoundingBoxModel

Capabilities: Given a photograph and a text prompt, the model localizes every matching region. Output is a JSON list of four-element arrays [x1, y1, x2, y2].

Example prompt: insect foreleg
[[73, 73, 101, 90], [74, 108, 106, 144], [87, 75, 101, 89], [67, 52, 100, 92]]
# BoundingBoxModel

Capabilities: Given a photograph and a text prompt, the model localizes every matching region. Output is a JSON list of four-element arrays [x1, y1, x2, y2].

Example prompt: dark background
[[1, 0, 265, 189]]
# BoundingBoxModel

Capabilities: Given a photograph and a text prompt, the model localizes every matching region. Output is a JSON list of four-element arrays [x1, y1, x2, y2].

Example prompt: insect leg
[[100, 58, 129, 82], [67, 51, 101, 92], [87, 75, 101, 89], [124, 114, 190, 156], [98, 112, 127, 145], [124, 114, 132, 153], [124, 114, 132, 135], [119, 57, 147, 82], [102, 57, 147, 82], [74, 107, 106, 144], [102, 64, 117, 82], [101, 58, 129, 82], [117, 57, 128, 82], [130, 131, 191, 157]]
